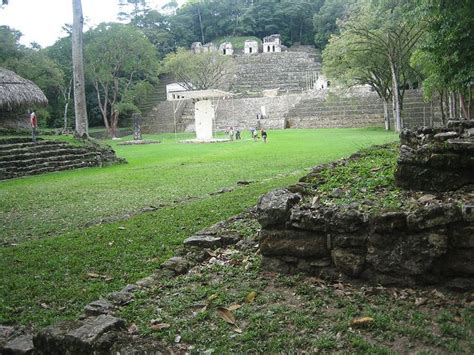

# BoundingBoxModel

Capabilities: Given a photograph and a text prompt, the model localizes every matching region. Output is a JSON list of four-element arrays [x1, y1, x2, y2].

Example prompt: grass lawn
[[0, 128, 397, 329]]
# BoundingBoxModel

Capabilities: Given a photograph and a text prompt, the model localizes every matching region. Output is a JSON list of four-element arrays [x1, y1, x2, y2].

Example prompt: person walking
[[30, 111, 38, 142], [261, 128, 267, 143]]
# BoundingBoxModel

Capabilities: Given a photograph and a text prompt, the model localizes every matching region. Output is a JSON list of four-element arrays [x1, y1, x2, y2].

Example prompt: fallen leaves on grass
[[228, 304, 242, 311], [217, 307, 236, 324], [415, 297, 427, 306], [150, 321, 171, 331], [350, 317, 374, 327], [86, 272, 113, 281], [246, 291, 257, 303]]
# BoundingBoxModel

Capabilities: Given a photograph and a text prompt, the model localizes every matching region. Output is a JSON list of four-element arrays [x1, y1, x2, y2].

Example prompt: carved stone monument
[[132, 113, 142, 141]]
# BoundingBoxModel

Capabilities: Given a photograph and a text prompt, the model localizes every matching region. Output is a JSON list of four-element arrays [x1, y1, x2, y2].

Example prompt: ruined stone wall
[[256, 136, 474, 288], [142, 99, 188, 134], [395, 121, 474, 191], [285, 90, 443, 129], [214, 94, 304, 130], [230, 51, 321, 94], [257, 189, 473, 289]]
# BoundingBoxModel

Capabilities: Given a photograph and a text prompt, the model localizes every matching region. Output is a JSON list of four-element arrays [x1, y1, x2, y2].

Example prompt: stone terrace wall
[[142, 99, 189, 134], [396, 120, 474, 191], [214, 94, 305, 130], [256, 143, 474, 288], [285, 90, 443, 129], [142, 89, 444, 134], [230, 51, 322, 94]]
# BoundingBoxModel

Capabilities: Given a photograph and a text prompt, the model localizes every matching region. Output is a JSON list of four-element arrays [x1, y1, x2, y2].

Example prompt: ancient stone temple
[[263, 34, 282, 53], [219, 42, 234, 56], [191, 42, 203, 54], [244, 40, 259, 54], [202, 42, 217, 53]]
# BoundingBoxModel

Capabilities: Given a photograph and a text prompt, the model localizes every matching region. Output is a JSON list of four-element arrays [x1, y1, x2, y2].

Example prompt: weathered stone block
[[184, 235, 222, 248], [261, 256, 290, 273], [106, 291, 133, 306], [1, 334, 34, 355], [434, 131, 459, 141], [462, 204, 474, 222], [451, 225, 474, 248], [367, 231, 448, 275], [331, 248, 366, 276], [332, 209, 366, 233], [429, 153, 461, 168], [161, 256, 192, 275], [371, 211, 407, 233], [439, 249, 474, 275], [257, 189, 301, 228], [259, 229, 328, 258], [64, 315, 125, 354], [332, 234, 367, 248], [84, 299, 115, 317], [407, 204, 461, 230], [289, 205, 332, 231]]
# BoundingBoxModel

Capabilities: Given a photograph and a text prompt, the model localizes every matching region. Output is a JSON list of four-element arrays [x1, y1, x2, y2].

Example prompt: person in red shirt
[[30, 111, 38, 142]]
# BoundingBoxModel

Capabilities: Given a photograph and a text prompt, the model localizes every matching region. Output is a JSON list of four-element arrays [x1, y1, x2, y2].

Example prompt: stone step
[[0, 147, 91, 162], [0, 137, 41, 145], [0, 141, 69, 156], [0, 161, 95, 180], [0, 152, 98, 169]]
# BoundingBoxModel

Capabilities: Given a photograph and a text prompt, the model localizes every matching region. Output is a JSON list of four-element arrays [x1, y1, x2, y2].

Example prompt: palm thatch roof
[[0, 68, 48, 111]]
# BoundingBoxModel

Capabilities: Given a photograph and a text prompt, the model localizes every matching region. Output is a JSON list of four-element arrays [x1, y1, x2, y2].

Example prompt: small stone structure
[[132, 113, 142, 141], [219, 42, 234, 56], [396, 120, 474, 191], [191, 41, 203, 54], [202, 42, 217, 53], [191, 42, 217, 53], [244, 40, 259, 54], [256, 137, 474, 288], [263, 34, 282, 53]]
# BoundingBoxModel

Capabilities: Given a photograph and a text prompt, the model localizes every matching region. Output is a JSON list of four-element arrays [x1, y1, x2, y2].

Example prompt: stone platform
[[256, 134, 474, 288]]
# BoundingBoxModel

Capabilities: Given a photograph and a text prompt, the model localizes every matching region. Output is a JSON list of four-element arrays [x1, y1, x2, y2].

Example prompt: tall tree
[[313, 0, 354, 49], [72, 0, 89, 138], [164, 48, 233, 90], [413, 0, 474, 120], [85, 23, 159, 138], [323, 0, 423, 132]]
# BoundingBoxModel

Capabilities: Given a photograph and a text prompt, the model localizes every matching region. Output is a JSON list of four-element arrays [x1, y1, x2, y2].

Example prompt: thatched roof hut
[[0, 68, 48, 111]]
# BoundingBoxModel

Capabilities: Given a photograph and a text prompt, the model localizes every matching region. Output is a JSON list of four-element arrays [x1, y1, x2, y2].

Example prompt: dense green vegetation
[[2, 0, 471, 135], [0, 128, 397, 327]]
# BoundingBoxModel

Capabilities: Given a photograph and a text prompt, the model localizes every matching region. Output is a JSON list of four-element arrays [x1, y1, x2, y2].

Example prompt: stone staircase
[[285, 92, 386, 128], [230, 51, 322, 94], [284, 90, 443, 129], [178, 101, 195, 132], [0, 138, 124, 180]]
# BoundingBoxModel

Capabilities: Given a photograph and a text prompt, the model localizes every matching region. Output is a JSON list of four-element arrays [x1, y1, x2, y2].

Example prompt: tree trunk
[[63, 78, 73, 130], [383, 99, 390, 130], [439, 90, 445, 125], [388, 57, 402, 132], [460, 93, 468, 120], [468, 83, 472, 120], [72, 0, 88, 138], [197, 5, 205, 44]]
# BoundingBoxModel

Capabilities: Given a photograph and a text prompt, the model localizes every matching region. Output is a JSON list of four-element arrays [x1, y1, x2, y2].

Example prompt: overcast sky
[[0, 0, 182, 48]]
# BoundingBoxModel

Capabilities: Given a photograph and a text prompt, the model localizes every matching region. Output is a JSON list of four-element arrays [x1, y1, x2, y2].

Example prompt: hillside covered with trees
[[0, 0, 472, 135]]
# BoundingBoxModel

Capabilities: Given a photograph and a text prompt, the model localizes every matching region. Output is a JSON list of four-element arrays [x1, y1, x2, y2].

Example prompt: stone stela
[[132, 113, 142, 141]]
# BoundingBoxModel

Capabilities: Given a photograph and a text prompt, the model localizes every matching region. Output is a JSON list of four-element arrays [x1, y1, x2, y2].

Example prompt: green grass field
[[0, 128, 397, 328]]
